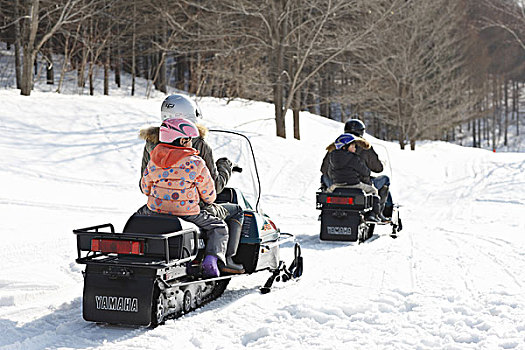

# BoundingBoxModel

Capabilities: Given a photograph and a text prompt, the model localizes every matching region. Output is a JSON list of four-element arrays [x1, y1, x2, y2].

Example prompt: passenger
[[140, 118, 228, 277], [320, 119, 392, 220], [327, 133, 382, 223], [344, 119, 393, 220], [139, 94, 244, 274]]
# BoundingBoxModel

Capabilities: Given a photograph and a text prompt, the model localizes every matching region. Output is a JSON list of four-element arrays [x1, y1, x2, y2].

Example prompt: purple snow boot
[[201, 255, 220, 278]]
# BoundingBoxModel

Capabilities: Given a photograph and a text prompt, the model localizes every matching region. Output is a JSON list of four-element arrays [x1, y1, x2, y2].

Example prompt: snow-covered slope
[[0, 89, 524, 350]]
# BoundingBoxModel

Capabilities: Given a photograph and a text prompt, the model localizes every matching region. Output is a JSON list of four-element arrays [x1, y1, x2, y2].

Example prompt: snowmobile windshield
[[369, 142, 394, 182], [206, 130, 261, 212]]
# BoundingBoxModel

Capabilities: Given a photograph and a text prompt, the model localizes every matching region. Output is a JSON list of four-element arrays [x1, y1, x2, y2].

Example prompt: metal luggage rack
[[74, 223, 199, 269]]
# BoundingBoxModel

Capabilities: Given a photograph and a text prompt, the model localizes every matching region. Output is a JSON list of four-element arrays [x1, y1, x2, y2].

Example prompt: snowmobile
[[73, 130, 303, 327], [316, 187, 402, 242], [316, 144, 402, 243]]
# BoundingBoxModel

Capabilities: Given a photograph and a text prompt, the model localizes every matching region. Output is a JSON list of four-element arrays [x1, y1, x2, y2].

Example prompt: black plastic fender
[[82, 264, 156, 326]]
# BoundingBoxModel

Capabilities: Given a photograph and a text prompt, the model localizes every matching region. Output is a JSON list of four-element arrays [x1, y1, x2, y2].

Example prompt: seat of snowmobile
[[121, 214, 199, 261], [330, 187, 366, 196], [123, 213, 183, 234]]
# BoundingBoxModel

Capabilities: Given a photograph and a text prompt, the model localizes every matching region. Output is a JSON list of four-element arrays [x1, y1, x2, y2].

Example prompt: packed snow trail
[[0, 90, 524, 349]]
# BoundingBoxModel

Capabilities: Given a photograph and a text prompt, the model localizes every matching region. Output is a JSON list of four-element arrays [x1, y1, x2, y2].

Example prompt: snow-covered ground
[[1, 87, 524, 350]]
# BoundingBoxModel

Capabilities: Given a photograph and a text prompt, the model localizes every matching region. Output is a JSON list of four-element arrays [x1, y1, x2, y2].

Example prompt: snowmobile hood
[[150, 144, 199, 168]]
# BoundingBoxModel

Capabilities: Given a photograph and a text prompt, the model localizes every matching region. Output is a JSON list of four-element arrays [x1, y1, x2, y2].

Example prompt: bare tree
[[338, 0, 484, 149], [155, 0, 408, 138], [476, 0, 525, 52], [15, 0, 103, 96]]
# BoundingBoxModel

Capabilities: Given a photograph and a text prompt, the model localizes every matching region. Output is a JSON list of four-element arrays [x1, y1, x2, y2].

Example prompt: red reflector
[[91, 239, 144, 255], [326, 196, 354, 205]]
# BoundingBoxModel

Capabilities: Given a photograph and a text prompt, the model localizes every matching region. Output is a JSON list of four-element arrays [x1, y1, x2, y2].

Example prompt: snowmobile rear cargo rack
[[74, 224, 199, 269]]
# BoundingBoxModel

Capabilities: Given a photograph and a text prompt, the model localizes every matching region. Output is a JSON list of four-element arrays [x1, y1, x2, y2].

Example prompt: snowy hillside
[[0, 88, 524, 350]]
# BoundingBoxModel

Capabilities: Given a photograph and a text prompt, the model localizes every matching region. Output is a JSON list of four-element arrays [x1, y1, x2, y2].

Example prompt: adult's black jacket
[[328, 149, 371, 186]]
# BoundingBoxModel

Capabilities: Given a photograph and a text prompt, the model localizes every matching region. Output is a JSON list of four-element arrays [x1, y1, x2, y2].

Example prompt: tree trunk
[[512, 79, 516, 122], [189, 53, 201, 94], [158, 51, 167, 93], [497, 77, 502, 140], [56, 34, 70, 93], [272, 0, 287, 139], [14, 0, 22, 90], [77, 62, 84, 89], [176, 55, 185, 91], [115, 29, 121, 88], [273, 42, 286, 138], [472, 118, 477, 148], [274, 83, 286, 138], [104, 46, 110, 95], [478, 118, 481, 147], [504, 79, 508, 146], [397, 85, 404, 149], [293, 89, 300, 140], [78, 42, 88, 89], [131, 1, 136, 96], [115, 54, 121, 88], [89, 62, 94, 96], [517, 82, 520, 136], [20, 0, 40, 96], [21, 48, 35, 96], [492, 78, 497, 151], [46, 52, 54, 85]]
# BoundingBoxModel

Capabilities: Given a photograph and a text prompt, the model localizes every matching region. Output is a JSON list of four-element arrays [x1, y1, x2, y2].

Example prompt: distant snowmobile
[[73, 130, 303, 327], [316, 187, 402, 242]]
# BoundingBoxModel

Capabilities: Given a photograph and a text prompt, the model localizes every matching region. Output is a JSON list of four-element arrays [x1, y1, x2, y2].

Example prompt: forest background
[[1, 0, 524, 150]]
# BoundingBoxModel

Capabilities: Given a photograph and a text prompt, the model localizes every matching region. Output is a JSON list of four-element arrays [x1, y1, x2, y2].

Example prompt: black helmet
[[344, 119, 365, 137]]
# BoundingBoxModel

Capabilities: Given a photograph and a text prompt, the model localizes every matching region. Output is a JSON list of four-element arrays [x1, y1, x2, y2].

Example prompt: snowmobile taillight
[[268, 219, 278, 231], [326, 196, 354, 205], [91, 239, 144, 255]]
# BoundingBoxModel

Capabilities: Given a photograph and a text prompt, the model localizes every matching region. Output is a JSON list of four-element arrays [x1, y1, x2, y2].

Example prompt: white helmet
[[160, 94, 202, 124]]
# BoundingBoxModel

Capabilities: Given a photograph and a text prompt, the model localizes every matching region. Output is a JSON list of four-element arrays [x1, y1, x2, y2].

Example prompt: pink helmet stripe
[[159, 118, 199, 143]]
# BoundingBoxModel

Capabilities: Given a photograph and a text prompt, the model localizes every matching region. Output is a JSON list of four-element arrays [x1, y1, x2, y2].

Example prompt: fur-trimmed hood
[[325, 136, 370, 152], [139, 123, 208, 143]]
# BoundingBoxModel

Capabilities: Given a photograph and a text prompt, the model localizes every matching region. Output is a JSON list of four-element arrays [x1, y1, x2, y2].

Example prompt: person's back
[[140, 118, 228, 278], [328, 148, 370, 186], [141, 142, 215, 215], [354, 145, 383, 185]]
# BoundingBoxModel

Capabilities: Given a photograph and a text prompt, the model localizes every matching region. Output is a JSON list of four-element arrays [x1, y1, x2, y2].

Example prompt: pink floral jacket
[[141, 144, 216, 215]]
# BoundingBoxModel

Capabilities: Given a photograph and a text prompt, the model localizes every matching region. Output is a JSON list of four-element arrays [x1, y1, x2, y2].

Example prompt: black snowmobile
[[316, 145, 402, 243], [316, 188, 401, 242], [73, 130, 303, 327]]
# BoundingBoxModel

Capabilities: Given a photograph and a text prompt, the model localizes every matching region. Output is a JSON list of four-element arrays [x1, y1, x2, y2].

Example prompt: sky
[[0, 44, 525, 349]]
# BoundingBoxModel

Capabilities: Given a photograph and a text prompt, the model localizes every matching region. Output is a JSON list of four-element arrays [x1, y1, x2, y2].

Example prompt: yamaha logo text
[[95, 295, 139, 312], [327, 226, 351, 235]]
